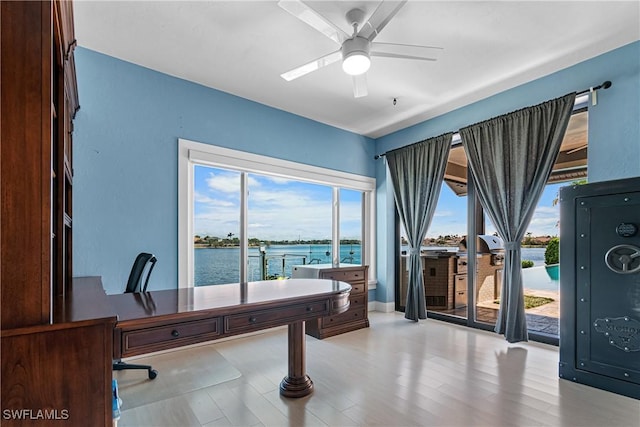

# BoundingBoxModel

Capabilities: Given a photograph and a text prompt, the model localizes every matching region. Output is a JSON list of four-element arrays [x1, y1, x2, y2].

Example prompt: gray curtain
[[386, 133, 453, 321], [460, 93, 576, 342]]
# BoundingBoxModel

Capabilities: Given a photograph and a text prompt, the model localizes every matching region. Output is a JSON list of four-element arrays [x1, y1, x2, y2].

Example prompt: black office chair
[[125, 252, 157, 293], [113, 252, 159, 380]]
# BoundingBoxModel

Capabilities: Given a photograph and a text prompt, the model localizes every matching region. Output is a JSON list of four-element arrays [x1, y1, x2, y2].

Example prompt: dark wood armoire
[[1, 2, 115, 425]]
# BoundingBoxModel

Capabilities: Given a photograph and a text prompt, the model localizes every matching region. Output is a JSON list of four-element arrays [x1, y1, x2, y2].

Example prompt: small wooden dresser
[[292, 264, 369, 339]]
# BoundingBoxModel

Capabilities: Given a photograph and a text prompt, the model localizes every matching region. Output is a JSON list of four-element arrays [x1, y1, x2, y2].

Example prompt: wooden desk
[[102, 278, 351, 398]]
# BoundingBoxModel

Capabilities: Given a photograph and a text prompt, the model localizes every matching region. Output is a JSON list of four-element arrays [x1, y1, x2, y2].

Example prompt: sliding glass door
[[395, 107, 587, 344]]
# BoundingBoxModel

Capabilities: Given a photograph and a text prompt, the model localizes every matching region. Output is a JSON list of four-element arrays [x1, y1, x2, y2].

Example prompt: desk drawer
[[225, 300, 329, 333], [320, 269, 365, 283], [122, 317, 221, 355]]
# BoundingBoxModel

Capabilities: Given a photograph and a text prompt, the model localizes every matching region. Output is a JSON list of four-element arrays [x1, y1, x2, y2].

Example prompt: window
[[178, 139, 376, 288], [339, 188, 363, 265], [247, 173, 332, 280], [193, 165, 241, 285]]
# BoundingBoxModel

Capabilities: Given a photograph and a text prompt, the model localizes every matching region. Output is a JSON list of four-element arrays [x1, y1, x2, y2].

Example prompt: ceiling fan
[[278, 0, 443, 98]]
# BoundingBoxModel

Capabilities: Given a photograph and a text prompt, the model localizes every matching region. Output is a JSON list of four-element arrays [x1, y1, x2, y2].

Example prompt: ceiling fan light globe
[[342, 53, 370, 75], [341, 36, 371, 76]]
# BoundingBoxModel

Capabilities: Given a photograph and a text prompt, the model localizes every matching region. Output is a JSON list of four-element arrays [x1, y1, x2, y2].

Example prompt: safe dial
[[604, 244, 640, 274]]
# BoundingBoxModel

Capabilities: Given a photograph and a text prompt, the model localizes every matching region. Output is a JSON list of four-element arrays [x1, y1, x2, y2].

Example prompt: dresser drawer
[[349, 294, 366, 308], [225, 299, 329, 333], [349, 282, 366, 295], [122, 317, 221, 354], [321, 306, 366, 328], [320, 268, 366, 283]]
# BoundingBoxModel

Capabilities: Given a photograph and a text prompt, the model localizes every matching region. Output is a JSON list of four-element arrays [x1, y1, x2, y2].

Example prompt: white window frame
[[178, 138, 376, 289]]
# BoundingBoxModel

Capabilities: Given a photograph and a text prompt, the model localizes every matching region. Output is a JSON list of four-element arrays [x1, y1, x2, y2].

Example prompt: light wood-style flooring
[[116, 312, 639, 427]]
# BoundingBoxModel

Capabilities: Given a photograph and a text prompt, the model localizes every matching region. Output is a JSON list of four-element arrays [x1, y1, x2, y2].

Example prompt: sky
[[194, 165, 362, 241], [427, 181, 563, 238], [194, 164, 564, 242]]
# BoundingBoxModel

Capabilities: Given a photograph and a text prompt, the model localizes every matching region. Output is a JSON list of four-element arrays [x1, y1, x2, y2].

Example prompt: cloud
[[194, 191, 235, 207], [196, 187, 337, 240], [262, 175, 291, 185], [204, 171, 261, 193], [195, 172, 363, 240], [526, 204, 560, 236]]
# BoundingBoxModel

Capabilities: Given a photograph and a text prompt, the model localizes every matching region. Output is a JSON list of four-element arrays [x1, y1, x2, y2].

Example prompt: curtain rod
[[576, 80, 611, 97], [374, 80, 612, 160]]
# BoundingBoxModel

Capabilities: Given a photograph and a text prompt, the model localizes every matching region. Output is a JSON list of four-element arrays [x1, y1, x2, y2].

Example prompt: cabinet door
[[2, 320, 115, 426], [1, 0, 53, 328]]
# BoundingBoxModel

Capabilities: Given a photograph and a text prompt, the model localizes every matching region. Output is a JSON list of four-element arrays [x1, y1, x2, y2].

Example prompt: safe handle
[[604, 244, 640, 274]]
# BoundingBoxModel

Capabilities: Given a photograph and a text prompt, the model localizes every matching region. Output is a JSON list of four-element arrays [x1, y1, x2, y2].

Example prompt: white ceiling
[[73, 1, 640, 139]]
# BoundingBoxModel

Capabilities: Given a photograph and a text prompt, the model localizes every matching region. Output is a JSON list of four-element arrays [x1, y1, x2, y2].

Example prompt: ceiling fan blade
[[352, 74, 368, 98], [358, 0, 407, 41], [277, 0, 348, 45], [281, 50, 342, 81], [371, 42, 443, 61]]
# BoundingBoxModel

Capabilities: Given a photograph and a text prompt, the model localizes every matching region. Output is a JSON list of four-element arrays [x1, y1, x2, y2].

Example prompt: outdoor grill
[[458, 234, 505, 267], [456, 235, 505, 308], [398, 235, 505, 311]]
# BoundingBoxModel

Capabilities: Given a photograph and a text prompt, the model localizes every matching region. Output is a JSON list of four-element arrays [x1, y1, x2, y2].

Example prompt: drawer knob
[[171, 330, 180, 337], [306, 306, 313, 312], [249, 316, 257, 323]]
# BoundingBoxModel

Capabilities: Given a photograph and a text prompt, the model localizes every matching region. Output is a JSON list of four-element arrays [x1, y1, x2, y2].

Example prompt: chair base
[[113, 360, 158, 380]]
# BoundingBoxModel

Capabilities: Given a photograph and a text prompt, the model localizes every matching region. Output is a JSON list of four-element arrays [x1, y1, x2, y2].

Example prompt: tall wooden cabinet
[[1, 2, 114, 425], [1, 0, 77, 328], [2, 0, 54, 329], [52, 0, 78, 300]]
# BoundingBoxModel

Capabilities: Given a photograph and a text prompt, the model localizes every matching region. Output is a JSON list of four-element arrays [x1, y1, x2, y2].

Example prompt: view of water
[[194, 244, 361, 286], [520, 247, 546, 266], [194, 244, 550, 287]]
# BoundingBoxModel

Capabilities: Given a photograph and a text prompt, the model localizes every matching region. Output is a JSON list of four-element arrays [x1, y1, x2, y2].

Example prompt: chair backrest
[[125, 253, 157, 293]]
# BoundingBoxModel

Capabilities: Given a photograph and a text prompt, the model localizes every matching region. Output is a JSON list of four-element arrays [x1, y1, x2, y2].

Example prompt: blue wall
[[73, 48, 375, 294], [75, 42, 639, 302], [374, 41, 640, 305]]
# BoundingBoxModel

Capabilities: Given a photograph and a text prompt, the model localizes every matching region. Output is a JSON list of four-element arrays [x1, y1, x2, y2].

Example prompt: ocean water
[[194, 244, 361, 286], [194, 244, 549, 287], [520, 247, 546, 266]]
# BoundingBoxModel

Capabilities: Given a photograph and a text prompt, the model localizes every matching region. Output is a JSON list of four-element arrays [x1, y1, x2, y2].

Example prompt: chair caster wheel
[[148, 369, 158, 380]]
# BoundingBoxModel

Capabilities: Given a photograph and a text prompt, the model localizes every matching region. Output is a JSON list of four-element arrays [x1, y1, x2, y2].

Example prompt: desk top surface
[[58, 277, 351, 324], [111, 279, 351, 322]]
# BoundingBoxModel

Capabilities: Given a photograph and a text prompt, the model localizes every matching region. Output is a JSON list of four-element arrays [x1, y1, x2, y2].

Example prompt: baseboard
[[370, 301, 395, 313]]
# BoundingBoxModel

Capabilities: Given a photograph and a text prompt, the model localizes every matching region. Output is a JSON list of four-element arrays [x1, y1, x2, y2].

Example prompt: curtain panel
[[386, 133, 453, 321], [460, 93, 576, 342]]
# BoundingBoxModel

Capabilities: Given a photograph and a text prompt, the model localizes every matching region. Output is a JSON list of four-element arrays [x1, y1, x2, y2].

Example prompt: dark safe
[[559, 177, 640, 399]]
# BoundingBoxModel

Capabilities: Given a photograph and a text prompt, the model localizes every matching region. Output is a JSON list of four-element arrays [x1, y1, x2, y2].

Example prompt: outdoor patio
[[431, 265, 560, 335]]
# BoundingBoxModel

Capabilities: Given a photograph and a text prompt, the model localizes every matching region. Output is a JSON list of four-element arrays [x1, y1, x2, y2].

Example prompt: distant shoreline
[[194, 243, 548, 249], [194, 242, 361, 249], [195, 244, 252, 249]]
